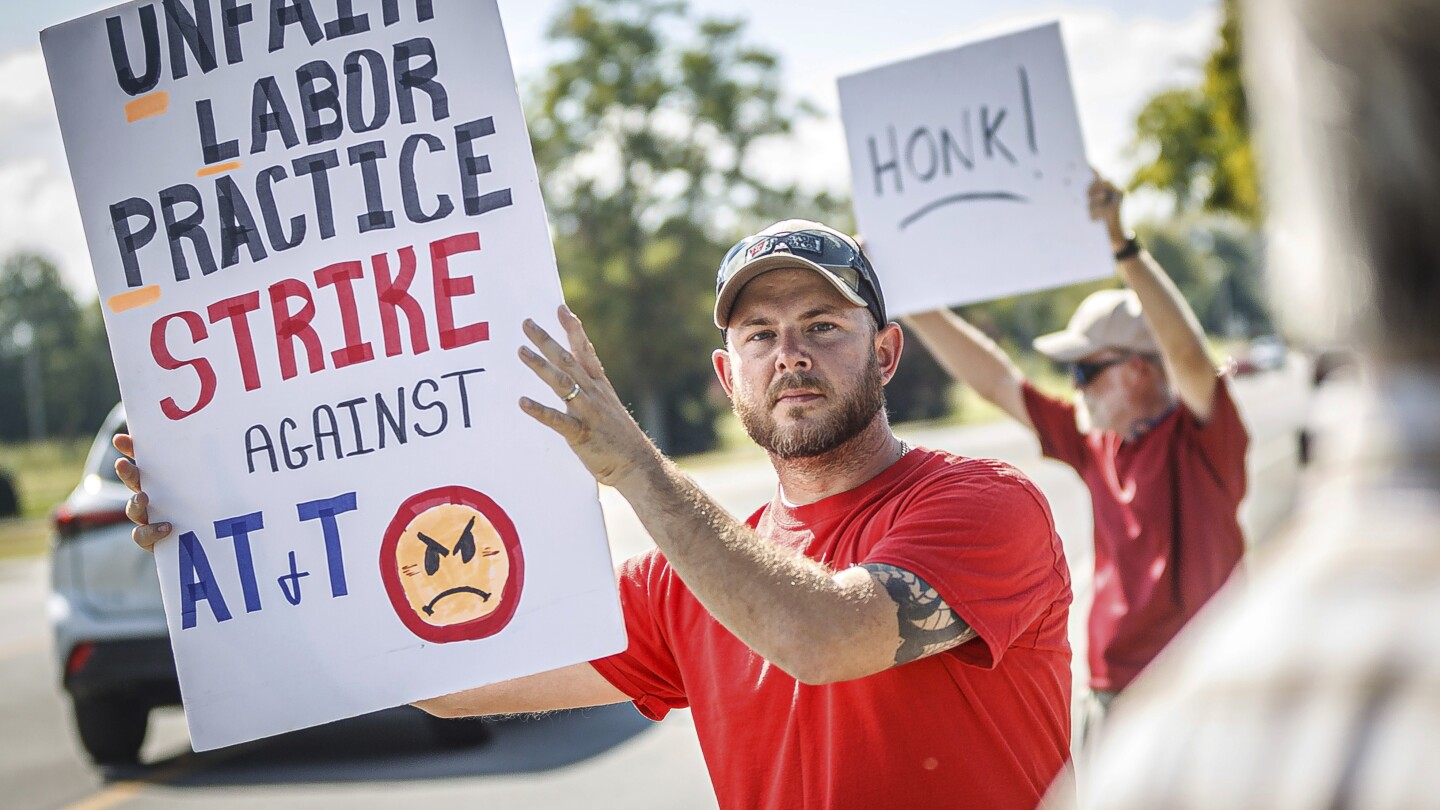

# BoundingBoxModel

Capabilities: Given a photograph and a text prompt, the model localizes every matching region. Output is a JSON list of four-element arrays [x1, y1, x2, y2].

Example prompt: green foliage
[[0, 254, 120, 441], [1129, 0, 1259, 223], [0, 437, 91, 517], [1134, 217, 1270, 338], [0, 469, 17, 517], [529, 0, 836, 454], [0, 437, 92, 560], [886, 339, 952, 425]]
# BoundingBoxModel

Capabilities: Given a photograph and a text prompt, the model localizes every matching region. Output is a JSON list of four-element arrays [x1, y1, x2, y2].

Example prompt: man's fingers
[[519, 396, 582, 437], [115, 456, 141, 493], [132, 522, 172, 554], [1086, 177, 1121, 222], [523, 318, 583, 377], [518, 345, 579, 401], [125, 491, 149, 525], [113, 434, 142, 494], [558, 306, 605, 379]]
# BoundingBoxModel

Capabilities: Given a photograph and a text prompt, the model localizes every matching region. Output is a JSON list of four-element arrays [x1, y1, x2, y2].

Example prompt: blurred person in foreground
[[119, 221, 1074, 808], [1047, 0, 1440, 805], [904, 174, 1249, 737]]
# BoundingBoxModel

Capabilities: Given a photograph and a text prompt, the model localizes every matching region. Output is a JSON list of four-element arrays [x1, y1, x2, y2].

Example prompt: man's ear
[[713, 348, 735, 398], [876, 323, 904, 385]]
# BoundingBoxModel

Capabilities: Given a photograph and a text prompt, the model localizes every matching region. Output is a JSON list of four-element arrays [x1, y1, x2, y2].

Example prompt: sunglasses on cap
[[715, 228, 886, 329]]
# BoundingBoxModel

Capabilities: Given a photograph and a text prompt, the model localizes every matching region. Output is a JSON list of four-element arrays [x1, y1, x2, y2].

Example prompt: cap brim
[[713, 255, 868, 328], [1032, 330, 1099, 363]]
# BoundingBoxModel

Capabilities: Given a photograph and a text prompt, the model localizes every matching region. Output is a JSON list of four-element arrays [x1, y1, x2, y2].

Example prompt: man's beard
[[733, 349, 886, 459], [1081, 391, 1115, 434]]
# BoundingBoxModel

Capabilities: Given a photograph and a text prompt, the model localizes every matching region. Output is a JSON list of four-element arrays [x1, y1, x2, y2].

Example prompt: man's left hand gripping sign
[[380, 486, 524, 643]]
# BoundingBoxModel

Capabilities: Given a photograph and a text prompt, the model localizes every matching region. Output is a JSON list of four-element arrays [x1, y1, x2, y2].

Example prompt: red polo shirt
[[1022, 377, 1248, 691]]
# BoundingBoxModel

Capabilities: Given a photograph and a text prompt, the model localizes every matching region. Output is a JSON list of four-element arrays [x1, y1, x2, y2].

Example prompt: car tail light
[[53, 504, 130, 540], [66, 642, 96, 677]]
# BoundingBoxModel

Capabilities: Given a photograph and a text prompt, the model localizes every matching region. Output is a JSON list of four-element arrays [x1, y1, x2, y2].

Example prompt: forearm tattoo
[[862, 563, 977, 666]]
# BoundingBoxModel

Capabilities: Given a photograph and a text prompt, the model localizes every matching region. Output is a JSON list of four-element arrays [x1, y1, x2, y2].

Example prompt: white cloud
[[0, 46, 92, 297], [0, 156, 90, 296], [746, 6, 1220, 209], [0, 49, 54, 124], [1062, 7, 1218, 176]]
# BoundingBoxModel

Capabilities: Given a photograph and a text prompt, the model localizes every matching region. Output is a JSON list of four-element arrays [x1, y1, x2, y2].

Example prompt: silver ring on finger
[[561, 382, 582, 402]]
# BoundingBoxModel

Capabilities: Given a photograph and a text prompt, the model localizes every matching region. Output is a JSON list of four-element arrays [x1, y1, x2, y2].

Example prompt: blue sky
[[2, 0, 1218, 293]]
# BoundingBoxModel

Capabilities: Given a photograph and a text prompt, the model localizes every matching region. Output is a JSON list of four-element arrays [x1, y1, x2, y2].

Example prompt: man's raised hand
[[517, 305, 661, 491], [1088, 171, 1128, 247]]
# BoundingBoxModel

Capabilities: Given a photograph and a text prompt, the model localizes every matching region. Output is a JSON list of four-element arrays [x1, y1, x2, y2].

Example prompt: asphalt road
[[0, 360, 1312, 810]]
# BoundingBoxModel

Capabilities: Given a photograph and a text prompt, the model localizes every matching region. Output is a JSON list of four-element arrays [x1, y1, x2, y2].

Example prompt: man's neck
[[1122, 398, 1177, 441], [771, 416, 905, 506], [1111, 384, 1178, 441]]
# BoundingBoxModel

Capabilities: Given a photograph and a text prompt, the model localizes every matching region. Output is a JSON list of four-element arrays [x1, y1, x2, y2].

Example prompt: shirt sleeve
[[1181, 375, 1250, 499], [1021, 381, 1087, 472], [587, 550, 689, 721], [863, 461, 1070, 671]]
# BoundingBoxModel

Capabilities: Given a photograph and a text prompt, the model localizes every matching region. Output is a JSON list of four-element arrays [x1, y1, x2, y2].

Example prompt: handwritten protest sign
[[838, 23, 1113, 316], [41, 0, 624, 750]]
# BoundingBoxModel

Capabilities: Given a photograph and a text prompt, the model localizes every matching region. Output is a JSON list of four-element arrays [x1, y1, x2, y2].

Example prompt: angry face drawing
[[379, 486, 524, 643]]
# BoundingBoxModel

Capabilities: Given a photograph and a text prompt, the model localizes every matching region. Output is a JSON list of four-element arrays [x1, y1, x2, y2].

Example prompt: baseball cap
[[713, 220, 886, 330], [1032, 289, 1159, 362]]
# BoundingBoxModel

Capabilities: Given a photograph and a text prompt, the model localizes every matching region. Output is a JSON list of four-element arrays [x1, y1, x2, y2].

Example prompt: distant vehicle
[[1232, 335, 1288, 377], [49, 404, 488, 766], [1247, 335, 1288, 371], [1297, 346, 1362, 466]]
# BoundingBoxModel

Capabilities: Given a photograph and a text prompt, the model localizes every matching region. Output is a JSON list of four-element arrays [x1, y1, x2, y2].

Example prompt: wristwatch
[[1113, 236, 1141, 261]]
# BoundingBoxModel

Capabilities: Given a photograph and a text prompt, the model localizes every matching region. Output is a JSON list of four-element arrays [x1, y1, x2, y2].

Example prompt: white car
[[49, 404, 489, 766], [48, 403, 173, 765]]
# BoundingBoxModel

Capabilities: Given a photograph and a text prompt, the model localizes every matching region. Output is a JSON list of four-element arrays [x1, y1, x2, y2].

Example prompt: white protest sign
[[42, 0, 625, 750], [838, 23, 1113, 316]]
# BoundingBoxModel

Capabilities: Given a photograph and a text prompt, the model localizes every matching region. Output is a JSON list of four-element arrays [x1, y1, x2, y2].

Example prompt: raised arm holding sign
[[833, 21, 1247, 745], [904, 172, 1248, 743]]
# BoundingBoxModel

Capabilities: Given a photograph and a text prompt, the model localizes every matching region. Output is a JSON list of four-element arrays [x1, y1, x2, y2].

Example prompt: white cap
[[1032, 289, 1159, 362], [713, 220, 883, 329]]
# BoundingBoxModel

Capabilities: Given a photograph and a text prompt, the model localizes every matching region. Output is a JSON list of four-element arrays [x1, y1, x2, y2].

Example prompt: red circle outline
[[378, 486, 524, 643]]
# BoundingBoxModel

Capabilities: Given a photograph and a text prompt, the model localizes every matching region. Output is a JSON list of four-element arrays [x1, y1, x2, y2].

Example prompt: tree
[[0, 254, 119, 441], [1129, 0, 1259, 223], [528, 0, 833, 455]]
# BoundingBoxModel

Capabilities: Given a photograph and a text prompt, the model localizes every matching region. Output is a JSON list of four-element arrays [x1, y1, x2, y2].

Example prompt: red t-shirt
[[590, 448, 1073, 810], [1022, 377, 1248, 691]]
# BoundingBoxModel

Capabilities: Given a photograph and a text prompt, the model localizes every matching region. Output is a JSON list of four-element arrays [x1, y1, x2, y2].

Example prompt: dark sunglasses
[[716, 229, 886, 326], [1070, 355, 1131, 387]]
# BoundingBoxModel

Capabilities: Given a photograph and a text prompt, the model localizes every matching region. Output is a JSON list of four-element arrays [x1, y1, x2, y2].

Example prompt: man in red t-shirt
[[905, 174, 1248, 735], [121, 220, 1073, 808]]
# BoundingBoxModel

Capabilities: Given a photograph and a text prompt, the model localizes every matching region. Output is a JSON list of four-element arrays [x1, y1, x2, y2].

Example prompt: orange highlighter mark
[[196, 161, 242, 178], [124, 91, 169, 123], [108, 285, 161, 313]]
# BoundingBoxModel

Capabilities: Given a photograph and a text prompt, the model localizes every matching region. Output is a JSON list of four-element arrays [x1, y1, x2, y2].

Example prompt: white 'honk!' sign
[[839, 23, 1113, 315], [43, 0, 624, 750]]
